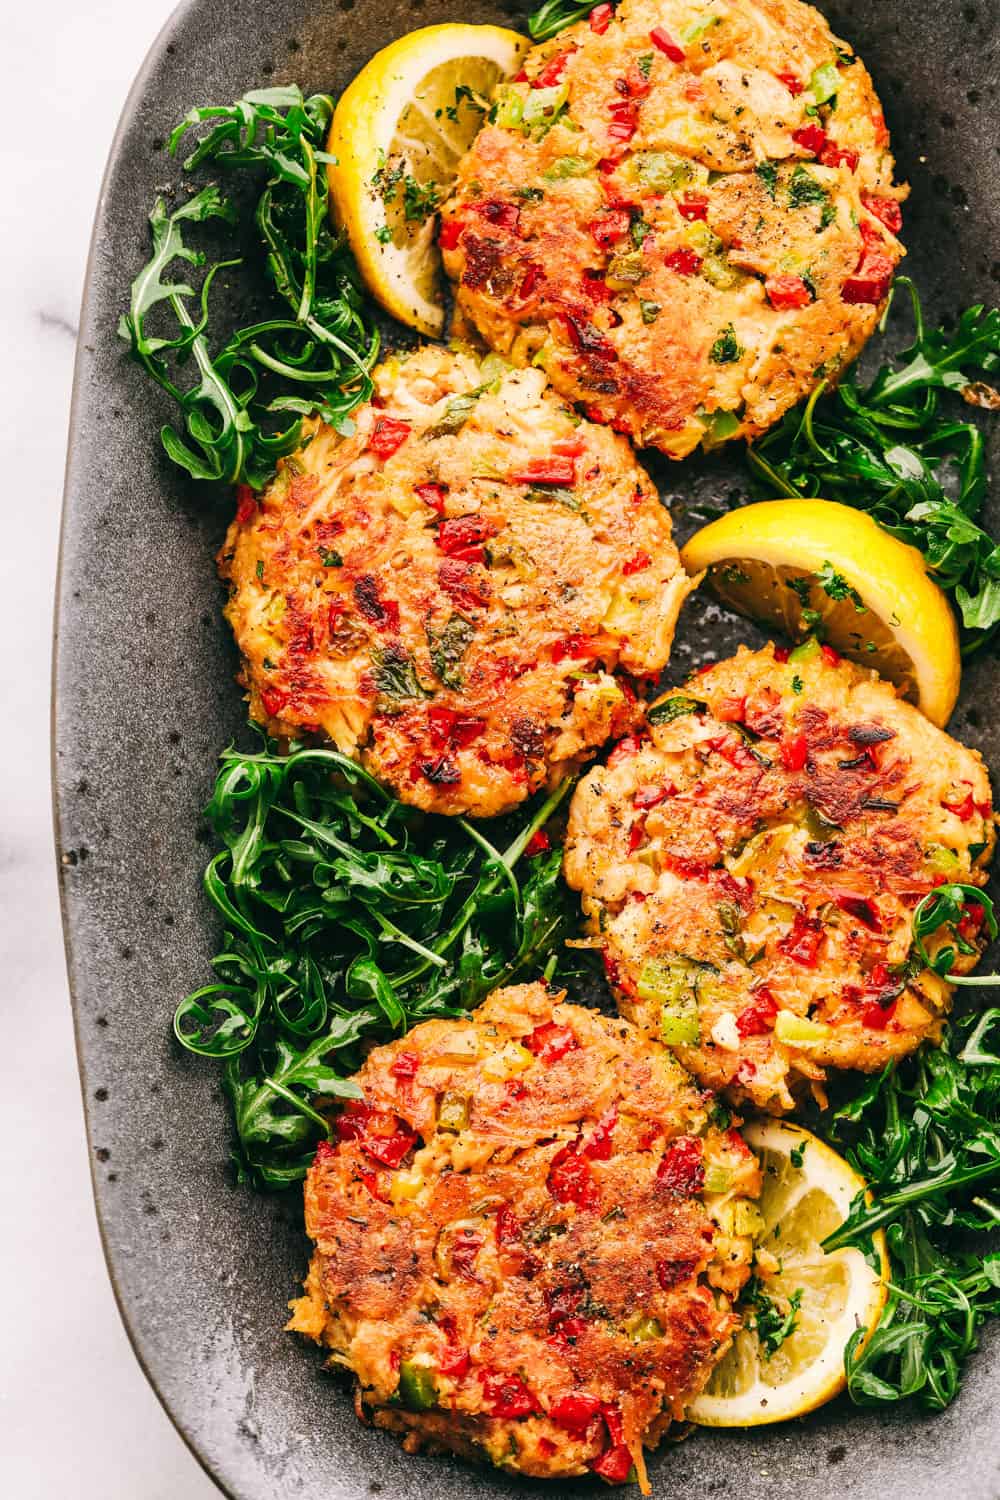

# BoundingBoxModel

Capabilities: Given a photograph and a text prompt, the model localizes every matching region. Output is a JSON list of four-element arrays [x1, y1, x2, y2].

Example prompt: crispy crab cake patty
[[441, 0, 905, 457], [219, 345, 693, 818], [288, 984, 761, 1488], [563, 645, 996, 1113]]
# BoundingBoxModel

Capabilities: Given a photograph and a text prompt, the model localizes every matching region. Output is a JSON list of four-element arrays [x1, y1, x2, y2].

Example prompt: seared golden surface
[[220, 345, 692, 817], [289, 985, 761, 1488], [441, 0, 904, 456], [564, 646, 995, 1112]]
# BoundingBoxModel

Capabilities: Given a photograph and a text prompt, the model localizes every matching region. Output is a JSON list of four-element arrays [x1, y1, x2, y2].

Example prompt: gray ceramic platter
[[55, 0, 1000, 1496]]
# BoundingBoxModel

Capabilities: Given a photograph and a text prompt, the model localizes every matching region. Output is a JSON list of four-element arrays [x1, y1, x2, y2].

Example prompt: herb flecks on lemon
[[327, 24, 528, 335], [688, 1121, 888, 1427], [682, 498, 962, 727]]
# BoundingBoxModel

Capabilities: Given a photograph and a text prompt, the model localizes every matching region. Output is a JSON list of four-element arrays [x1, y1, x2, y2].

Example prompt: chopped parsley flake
[[709, 323, 744, 364]]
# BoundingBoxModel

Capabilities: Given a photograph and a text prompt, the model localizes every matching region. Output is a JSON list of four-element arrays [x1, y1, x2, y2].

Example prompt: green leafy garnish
[[819, 1005, 1000, 1409], [747, 280, 1000, 652], [742, 1278, 803, 1357], [174, 743, 586, 1186], [528, 0, 614, 40], [371, 644, 429, 702], [648, 694, 704, 725], [118, 87, 378, 488], [787, 166, 829, 210], [709, 324, 744, 364], [428, 615, 475, 689]]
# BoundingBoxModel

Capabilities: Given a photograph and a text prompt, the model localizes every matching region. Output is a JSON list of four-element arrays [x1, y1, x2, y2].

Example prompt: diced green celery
[[521, 83, 569, 133], [629, 1314, 663, 1342], [701, 409, 742, 446], [701, 253, 740, 290], [543, 155, 591, 180], [661, 1002, 700, 1044], [398, 1360, 438, 1411], [926, 843, 961, 875], [437, 1090, 470, 1132], [637, 959, 701, 1044], [788, 636, 821, 663], [702, 1164, 733, 1193], [493, 88, 523, 129], [774, 1010, 831, 1045], [607, 249, 646, 285], [633, 152, 693, 192], [681, 12, 724, 43], [809, 61, 840, 103], [732, 1198, 765, 1236], [683, 220, 717, 255]]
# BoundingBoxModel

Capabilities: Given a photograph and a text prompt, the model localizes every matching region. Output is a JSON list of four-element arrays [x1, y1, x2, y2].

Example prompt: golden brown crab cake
[[219, 345, 693, 818], [563, 644, 996, 1113], [288, 984, 761, 1490], [440, 0, 904, 457]]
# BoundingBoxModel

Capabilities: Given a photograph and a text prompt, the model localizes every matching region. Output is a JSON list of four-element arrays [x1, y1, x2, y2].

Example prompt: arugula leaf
[[175, 740, 582, 1186], [120, 87, 378, 488], [528, 0, 613, 40], [747, 279, 1000, 652], [648, 694, 705, 725]]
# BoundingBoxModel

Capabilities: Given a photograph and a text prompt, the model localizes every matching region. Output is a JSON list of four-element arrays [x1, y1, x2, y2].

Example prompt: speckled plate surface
[[54, 0, 1000, 1496]]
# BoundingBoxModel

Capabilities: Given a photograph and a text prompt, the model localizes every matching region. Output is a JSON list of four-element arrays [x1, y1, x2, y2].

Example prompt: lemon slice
[[688, 1120, 888, 1427], [681, 499, 961, 726], [326, 24, 529, 335]]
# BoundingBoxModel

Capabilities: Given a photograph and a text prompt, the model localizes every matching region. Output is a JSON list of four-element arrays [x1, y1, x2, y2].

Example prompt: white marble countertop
[[1, 3, 219, 1493]]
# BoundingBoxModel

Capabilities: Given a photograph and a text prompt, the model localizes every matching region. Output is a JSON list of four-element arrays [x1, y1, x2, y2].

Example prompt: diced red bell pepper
[[260, 685, 289, 719], [706, 733, 759, 770], [495, 1205, 522, 1245], [589, 3, 614, 34], [479, 1371, 535, 1418], [649, 25, 685, 61], [313, 1137, 336, 1164], [736, 987, 778, 1037], [368, 416, 411, 460], [634, 783, 674, 810], [550, 1391, 604, 1436], [871, 109, 890, 145], [534, 48, 574, 88], [777, 71, 803, 94], [820, 643, 841, 666], [235, 484, 257, 524], [861, 192, 902, 234], [958, 902, 986, 940], [589, 209, 631, 247], [473, 200, 522, 233], [438, 1345, 471, 1378], [779, 732, 809, 772], [548, 1145, 599, 1209], [583, 1106, 618, 1161], [518, 263, 543, 301], [792, 123, 827, 155], [526, 1021, 580, 1064], [820, 143, 859, 171], [778, 913, 824, 967], [627, 817, 647, 854], [676, 195, 708, 221], [553, 435, 587, 457], [525, 829, 552, 857], [548, 1315, 589, 1351], [450, 1229, 484, 1278], [942, 788, 976, 820], [765, 274, 812, 310], [842, 250, 894, 305], [551, 633, 596, 664], [656, 1135, 704, 1196], [715, 695, 747, 723], [835, 893, 882, 932], [438, 557, 491, 614], [590, 1445, 633, 1483], [435, 515, 495, 564], [438, 218, 464, 251], [861, 999, 897, 1030], [623, 550, 652, 575], [664, 247, 703, 275], [389, 1051, 420, 1080], [510, 456, 577, 486], [415, 482, 448, 515]]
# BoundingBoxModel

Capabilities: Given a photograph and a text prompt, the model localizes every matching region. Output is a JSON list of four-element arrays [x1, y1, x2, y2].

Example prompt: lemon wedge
[[688, 1120, 888, 1427], [681, 499, 961, 726], [326, 24, 528, 335]]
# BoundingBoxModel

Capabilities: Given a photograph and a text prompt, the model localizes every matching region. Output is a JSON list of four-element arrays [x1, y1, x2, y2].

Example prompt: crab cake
[[440, 0, 905, 457], [288, 983, 761, 1489], [564, 644, 996, 1113], [220, 345, 693, 818]]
